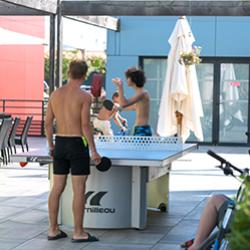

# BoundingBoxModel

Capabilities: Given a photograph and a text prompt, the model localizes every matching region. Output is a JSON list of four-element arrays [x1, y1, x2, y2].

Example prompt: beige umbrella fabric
[[157, 16, 203, 142]]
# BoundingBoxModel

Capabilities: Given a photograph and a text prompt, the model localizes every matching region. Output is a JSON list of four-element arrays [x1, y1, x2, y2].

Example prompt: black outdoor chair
[[0, 119, 13, 165], [3, 119, 13, 163], [15, 116, 33, 152], [8, 117, 20, 154]]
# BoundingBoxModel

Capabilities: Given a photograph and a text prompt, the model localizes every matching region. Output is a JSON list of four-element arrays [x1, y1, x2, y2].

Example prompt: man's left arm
[[45, 98, 55, 153]]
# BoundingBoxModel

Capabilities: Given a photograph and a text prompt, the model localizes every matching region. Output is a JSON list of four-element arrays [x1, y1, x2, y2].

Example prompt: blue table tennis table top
[[11, 140, 197, 167]]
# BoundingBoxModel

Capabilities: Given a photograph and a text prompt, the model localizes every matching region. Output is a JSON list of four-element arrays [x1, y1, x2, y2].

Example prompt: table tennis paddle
[[103, 99, 114, 111], [20, 162, 28, 167], [96, 156, 112, 172]]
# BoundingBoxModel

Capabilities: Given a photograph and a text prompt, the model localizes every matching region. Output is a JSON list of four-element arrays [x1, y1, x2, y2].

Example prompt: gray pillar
[[55, 0, 63, 89], [49, 14, 56, 94]]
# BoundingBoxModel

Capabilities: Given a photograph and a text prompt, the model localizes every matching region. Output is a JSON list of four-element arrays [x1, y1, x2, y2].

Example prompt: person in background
[[112, 67, 152, 136], [112, 91, 128, 133], [92, 100, 115, 136], [181, 194, 231, 250], [92, 99, 127, 135]]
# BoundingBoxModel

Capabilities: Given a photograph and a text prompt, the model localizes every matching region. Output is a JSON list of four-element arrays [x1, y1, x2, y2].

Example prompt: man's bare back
[[45, 60, 101, 243], [50, 85, 89, 137], [45, 60, 99, 156]]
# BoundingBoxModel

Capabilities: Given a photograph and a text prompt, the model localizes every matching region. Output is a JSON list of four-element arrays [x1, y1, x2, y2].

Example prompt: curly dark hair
[[125, 67, 146, 88]]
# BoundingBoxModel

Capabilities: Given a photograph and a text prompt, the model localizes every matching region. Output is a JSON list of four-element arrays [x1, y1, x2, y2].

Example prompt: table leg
[[131, 166, 148, 229], [147, 166, 170, 212]]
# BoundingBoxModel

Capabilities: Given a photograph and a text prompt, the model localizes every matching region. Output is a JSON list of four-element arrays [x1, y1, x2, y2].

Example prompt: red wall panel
[[0, 16, 45, 124]]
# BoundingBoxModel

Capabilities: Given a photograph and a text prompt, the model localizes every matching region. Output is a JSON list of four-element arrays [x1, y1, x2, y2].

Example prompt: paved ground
[[0, 138, 248, 250]]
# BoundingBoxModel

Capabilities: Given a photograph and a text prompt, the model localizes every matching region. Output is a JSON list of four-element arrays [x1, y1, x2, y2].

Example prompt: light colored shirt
[[93, 117, 114, 136]]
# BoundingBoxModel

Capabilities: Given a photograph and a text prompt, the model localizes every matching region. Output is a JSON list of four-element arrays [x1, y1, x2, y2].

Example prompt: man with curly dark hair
[[112, 67, 152, 136]]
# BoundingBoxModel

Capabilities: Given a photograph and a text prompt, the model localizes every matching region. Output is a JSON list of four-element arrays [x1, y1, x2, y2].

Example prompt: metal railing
[[0, 99, 48, 136]]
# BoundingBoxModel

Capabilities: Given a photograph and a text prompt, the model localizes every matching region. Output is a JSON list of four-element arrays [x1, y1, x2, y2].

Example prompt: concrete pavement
[[0, 137, 247, 249]]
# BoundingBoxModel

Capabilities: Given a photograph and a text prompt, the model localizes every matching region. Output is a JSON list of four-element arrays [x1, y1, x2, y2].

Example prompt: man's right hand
[[49, 145, 55, 158], [112, 78, 123, 87], [121, 126, 128, 132], [91, 151, 102, 166], [122, 119, 128, 128]]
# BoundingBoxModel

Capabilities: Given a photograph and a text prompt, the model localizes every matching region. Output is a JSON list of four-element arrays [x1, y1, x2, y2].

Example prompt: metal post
[[41, 101, 45, 137], [3, 100, 6, 112], [49, 14, 56, 94], [213, 62, 221, 145], [55, 0, 63, 89]]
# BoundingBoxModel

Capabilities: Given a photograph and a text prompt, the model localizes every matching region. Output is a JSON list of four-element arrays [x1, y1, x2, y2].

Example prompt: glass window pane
[[188, 63, 214, 142], [144, 59, 214, 142], [143, 58, 167, 133], [219, 63, 249, 143]]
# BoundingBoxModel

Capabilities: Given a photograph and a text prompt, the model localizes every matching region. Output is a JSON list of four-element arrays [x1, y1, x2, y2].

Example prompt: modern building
[[106, 16, 250, 145], [0, 16, 45, 101], [0, 15, 106, 136], [0, 16, 45, 135]]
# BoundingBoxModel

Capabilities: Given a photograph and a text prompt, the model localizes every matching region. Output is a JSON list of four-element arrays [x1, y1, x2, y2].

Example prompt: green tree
[[44, 53, 106, 85], [87, 56, 106, 75], [44, 56, 50, 84]]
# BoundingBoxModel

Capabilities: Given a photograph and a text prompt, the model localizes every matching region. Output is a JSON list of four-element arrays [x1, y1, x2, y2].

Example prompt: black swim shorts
[[133, 125, 152, 136], [53, 136, 90, 176]]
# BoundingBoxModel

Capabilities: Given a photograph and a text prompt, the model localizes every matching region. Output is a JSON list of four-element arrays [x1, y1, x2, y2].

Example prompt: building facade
[[0, 16, 45, 135], [0, 16, 45, 101], [106, 16, 250, 145]]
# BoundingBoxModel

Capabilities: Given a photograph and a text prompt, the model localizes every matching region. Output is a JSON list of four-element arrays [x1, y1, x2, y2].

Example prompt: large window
[[142, 57, 250, 145], [219, 63, 249, 143], [189, 63, 214, 142], [143, 58, 167, 133]]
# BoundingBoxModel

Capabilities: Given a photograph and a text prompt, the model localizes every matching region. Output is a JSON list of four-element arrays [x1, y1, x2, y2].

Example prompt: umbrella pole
[[175, 111, 183, 139]]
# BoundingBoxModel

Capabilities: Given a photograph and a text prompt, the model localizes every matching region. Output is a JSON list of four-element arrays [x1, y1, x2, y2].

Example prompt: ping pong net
[[95, 136, 183, 151]]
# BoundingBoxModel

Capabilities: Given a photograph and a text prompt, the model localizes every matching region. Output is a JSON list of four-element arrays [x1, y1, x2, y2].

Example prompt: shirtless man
[[45, 60, 101, 243], [112, 67, 152, 136]]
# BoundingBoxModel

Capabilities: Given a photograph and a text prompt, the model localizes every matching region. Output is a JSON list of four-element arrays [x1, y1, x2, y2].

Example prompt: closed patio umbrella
[[157, 16, 203, 142]]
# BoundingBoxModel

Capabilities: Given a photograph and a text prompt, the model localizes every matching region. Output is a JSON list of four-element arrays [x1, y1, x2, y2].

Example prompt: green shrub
[[230, 176, 250, 250], [44, 52, 106, 85]]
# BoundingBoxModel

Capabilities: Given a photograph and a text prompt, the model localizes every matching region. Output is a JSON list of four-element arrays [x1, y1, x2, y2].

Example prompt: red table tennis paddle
[[19, 162, 28, 167]]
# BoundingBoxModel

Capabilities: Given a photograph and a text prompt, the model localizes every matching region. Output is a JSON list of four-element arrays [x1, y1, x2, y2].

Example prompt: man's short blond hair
[[68, 60, 88, 80]]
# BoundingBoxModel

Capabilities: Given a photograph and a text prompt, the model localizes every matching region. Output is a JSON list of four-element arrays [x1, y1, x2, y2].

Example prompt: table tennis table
[[11, 136, 196, 229]]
